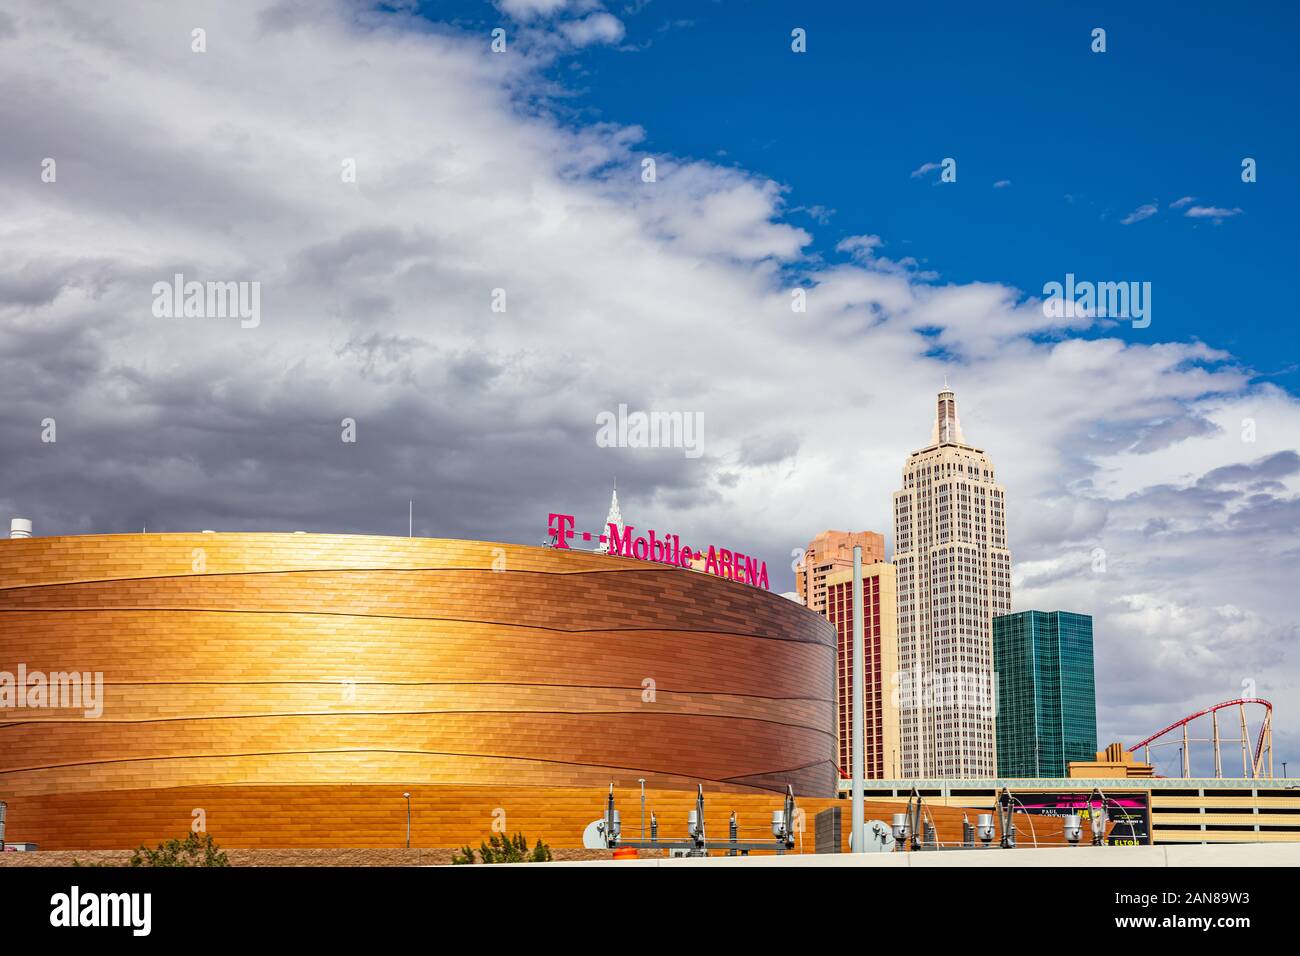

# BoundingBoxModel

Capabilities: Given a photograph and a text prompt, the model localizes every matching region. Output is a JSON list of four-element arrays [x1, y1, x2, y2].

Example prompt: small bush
[[129, 832, 230, 867], [451, 845, 476, 865], [452, 832, 552, 864]]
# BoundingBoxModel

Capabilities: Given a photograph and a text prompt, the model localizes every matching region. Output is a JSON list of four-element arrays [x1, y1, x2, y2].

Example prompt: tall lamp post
[[403, 792, 411, 849]]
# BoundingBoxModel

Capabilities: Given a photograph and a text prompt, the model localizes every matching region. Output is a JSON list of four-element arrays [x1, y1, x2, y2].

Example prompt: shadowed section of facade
[[0, 533, 837, 848]]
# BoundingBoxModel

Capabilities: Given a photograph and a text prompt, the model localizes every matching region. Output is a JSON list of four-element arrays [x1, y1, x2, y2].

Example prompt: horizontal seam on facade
[[0, 708, 835, 735], [0, 679, 831, 699], [0, 746, 832, 783], [718, 758, 835, 783], [0, 606, 832, 646], [0, 564, 770, 591]]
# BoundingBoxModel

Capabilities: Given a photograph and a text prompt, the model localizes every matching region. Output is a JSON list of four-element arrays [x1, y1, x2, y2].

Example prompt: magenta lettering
[[547, 513, 769, 590]]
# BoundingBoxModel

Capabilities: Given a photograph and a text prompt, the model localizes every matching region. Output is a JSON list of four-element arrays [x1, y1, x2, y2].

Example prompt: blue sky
[[432, 0, 1298, 388]]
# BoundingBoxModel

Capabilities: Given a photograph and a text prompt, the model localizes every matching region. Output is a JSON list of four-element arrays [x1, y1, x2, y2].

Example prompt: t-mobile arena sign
[[546, 513, 770, 590]]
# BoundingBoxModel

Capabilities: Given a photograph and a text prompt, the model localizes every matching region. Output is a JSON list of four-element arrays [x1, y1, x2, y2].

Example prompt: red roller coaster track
[[1130, 698, 1273, 779]]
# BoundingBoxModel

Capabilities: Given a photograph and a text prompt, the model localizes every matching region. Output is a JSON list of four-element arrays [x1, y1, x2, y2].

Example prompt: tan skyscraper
[[892, 388, 1011, 778], [794, 530, 885, 614]]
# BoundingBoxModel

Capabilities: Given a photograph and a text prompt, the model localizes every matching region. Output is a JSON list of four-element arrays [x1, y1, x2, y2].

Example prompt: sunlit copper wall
[[0, 533, 836, 848], [2, 784, 1054, 852]]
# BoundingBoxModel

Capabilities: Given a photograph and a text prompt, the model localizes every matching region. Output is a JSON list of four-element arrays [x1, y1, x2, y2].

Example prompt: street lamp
[[402, 792, 411, 849], [638, 778, 646, 841]]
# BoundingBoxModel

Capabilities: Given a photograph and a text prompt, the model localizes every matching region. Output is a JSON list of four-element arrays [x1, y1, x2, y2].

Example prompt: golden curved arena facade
[[0, 533, 837, 849]]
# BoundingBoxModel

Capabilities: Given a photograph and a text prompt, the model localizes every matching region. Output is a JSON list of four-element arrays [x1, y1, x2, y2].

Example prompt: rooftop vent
[[9, 518, 32, 539]]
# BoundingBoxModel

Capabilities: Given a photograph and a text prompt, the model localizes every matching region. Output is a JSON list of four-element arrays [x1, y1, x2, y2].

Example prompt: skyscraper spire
[[929, 386, 965, 445], [596, 480, 623, 554]]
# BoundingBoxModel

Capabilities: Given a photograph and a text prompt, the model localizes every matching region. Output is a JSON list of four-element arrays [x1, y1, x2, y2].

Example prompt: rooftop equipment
[[1089, 788, 1109, 846], [587, 783, 797, 857]]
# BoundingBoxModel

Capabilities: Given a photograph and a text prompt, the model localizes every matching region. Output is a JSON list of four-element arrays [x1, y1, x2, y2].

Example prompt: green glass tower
[[993, 610, 1097, 778]]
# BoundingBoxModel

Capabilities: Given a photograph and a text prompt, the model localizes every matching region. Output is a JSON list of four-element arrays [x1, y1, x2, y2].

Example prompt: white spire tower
[[597, 479, 624, 553], [893, 387, 1011, 778], [929, 384, 965, 446]]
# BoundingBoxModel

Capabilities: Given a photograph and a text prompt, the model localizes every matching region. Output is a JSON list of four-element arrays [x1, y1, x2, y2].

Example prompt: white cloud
[[494, 0, 626, 50], [498, 0, 572, 19], [1120, 202, 1158, 225], [835, 234, 884, 259], [1185, 205, 1244, 222], [1, 0, 1297, 763], [993, 179, 1011, 189], [910, 161, 941, 178], [1170, 195, 1196, 209], [835, 234, 936, 280], [792, 203, 834, 224], [560, 11, 625, 46]]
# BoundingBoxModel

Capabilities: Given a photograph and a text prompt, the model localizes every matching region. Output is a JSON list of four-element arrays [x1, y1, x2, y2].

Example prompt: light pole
[[402, 791, 411, 849], [638, 778, 646, 841]]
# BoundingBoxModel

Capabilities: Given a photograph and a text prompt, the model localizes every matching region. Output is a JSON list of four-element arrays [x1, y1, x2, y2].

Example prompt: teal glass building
[[993, 610, 1097, 778]]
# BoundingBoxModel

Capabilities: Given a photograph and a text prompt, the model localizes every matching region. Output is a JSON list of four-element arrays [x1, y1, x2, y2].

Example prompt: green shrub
[[452, 832, 552, 864], [451, 845, 476, 865], [129, 832, 230, 867]]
